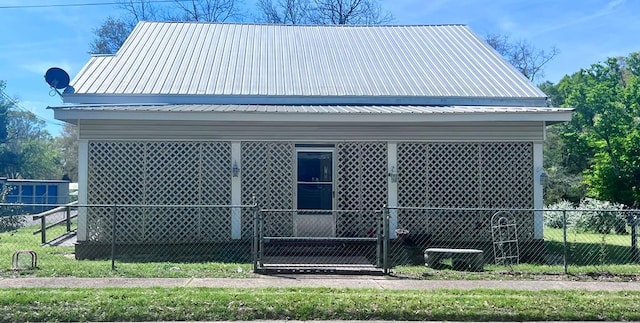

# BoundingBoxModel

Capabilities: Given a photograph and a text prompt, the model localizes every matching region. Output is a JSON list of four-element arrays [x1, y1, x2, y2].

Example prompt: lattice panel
[[87, 142, 146, 242], [397, 142, 534, 242], [200, 143, 234, 241], [336, 142, 387, 237], [426, 143, 481, 241], [481, 143, 534, 240], [397, 143, 430, 235], [241, 142, 294, 237], [86, 141, 231, 243]]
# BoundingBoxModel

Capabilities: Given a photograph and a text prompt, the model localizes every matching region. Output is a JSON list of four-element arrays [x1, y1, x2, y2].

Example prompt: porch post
[[77, 139, 89, 241], [231, 141, 242, 239], [387, 142, 398, 239], [533, 142, 544, 239]]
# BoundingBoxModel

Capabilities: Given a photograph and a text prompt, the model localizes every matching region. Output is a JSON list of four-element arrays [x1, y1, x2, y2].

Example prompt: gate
[[253, 209, 390, 274]]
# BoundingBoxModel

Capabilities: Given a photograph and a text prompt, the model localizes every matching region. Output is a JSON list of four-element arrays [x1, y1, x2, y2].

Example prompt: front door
[[295, 148, 335, 237]]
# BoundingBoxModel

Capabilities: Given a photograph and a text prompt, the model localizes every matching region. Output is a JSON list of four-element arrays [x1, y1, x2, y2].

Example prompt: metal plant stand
[[491, 211, 519, 265]]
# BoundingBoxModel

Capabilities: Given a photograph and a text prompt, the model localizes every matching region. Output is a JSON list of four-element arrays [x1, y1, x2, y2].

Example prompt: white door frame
[[293, 147, 336, 237]]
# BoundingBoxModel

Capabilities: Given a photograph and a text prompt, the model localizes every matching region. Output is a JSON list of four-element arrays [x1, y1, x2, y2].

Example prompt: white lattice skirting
[[85, 141, 533, 244]]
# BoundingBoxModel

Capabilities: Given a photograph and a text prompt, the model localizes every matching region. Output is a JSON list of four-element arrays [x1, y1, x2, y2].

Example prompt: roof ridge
[[137, 20, 468, 28]]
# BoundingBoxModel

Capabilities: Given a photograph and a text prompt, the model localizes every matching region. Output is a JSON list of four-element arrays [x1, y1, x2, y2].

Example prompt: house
[[50, 22, 572, 260]]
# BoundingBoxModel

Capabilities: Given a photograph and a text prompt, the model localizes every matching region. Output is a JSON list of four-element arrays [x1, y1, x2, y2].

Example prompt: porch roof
[[50, 104, 573, 124]]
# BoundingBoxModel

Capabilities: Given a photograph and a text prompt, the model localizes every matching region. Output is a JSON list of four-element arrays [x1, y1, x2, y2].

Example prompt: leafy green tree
[[0, 81, 61, 179], [543, 53, 640, 207], [56, 124, 78, 182]]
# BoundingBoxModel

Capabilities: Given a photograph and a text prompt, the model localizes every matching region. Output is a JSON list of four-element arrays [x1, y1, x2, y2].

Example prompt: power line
[[0, 0, 186, 9], [0, 89, 66, 128]]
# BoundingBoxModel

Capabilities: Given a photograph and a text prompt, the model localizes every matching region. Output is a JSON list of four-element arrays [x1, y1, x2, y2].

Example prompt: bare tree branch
[[257, 0, 312, 24], [485, 33, 559, 82], [119, 0, 157, 23], [257, 0, 392, 25], [170, 0, 241, 22]]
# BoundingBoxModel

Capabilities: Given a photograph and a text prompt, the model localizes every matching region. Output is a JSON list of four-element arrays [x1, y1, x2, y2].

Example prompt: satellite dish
[[44, 67, 70, 90]]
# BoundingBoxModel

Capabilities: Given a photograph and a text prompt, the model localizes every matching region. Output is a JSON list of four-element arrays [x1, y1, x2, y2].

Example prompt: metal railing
[[31, 201, 78, 245]]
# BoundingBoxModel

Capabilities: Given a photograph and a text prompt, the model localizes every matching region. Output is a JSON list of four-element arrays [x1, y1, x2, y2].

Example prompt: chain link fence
[[1, 203, 639, 276]]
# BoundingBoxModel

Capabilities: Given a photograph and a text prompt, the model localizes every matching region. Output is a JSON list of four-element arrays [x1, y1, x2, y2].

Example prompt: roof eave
[[52, 108, 573, 125]]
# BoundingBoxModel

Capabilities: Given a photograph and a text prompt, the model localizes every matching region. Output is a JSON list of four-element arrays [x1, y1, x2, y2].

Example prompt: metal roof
[[67, 22, 547, 104], [50, 104, 573, 124], [51, 104, 567, 114]]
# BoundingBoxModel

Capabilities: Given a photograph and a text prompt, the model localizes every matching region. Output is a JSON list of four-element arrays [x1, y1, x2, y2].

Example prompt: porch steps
[[258, 256, 383, 275]]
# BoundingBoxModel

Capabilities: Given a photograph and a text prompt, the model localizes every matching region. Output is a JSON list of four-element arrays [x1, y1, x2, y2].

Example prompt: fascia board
[[53, 109, 573, 123]]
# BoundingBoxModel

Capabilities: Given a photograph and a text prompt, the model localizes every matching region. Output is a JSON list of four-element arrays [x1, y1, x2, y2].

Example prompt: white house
[[51, 22, 572, 259]]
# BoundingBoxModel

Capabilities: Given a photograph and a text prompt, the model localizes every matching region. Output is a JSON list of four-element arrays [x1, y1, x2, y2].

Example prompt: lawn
[[0, 221, 256, 278], [1, 287, 640, 322], [2, 220, 640, 279], [394, 227, 640, 280]]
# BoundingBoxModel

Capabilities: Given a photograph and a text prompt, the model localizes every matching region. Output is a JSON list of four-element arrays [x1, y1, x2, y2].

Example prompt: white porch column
[[77, 139, 89, 241], [387, 142, 398, 239], [533, 142, 544, 239], [231, 142, 242, 239]]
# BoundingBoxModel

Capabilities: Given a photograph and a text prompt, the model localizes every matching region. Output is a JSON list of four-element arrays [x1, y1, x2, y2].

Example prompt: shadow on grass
[[544, 239, 639, 266]]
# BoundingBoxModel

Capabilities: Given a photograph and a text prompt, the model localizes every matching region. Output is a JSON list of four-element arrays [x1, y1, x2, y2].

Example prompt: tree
[[0, 81, 62, 179], [256, 0, 392, 25], [119, 0, 158, 22], [90, 0, 243, 54], [168, 0, 242, 22], [56, 124, 78, 182], [485, 33, 559, 83], [257, 0, 312, 24], [89, 16, 132, 55], [312, 0, 392, 24], [542, 53, 640, 207]]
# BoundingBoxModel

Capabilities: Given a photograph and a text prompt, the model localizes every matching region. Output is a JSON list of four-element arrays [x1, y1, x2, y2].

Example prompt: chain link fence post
[[111, 204, 117, 270], [631, 212, 638, 263], [252, 195, 259, 272], [376, 210, 382, 268], [562, 209, 568, 274], [383, 206, 390, 275]]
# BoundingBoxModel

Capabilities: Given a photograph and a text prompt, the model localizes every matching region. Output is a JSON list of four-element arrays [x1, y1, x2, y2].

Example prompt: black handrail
[[32, 201, 78, 245]]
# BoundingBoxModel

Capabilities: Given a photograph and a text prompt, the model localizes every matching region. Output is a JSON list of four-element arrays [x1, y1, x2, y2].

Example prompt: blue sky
[[1, 0, 638, 135]]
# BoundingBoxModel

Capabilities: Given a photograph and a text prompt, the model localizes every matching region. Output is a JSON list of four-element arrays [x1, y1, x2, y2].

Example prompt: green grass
[[1, 287, 639, 322], [3, 222, 640, 279], [393, 227, 640, 280], [0, 222, 256, 278]]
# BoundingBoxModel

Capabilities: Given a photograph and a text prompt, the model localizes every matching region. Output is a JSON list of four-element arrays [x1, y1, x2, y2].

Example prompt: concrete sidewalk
[[2, 276, 640, 291]]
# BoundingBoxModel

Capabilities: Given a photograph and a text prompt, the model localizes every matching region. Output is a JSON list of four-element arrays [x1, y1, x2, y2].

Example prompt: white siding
[[78, 120, 545, 142]]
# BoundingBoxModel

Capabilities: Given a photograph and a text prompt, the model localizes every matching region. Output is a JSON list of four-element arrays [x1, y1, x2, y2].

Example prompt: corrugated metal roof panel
[[69, 22, 547, 101], [51, 104, 570, 114]]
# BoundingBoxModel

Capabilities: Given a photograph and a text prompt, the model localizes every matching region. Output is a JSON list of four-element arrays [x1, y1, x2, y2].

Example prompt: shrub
[[0, 185, 24, 232], [544, 198, 628, 234], [544, 200, 576, 228], [574, 198, 627, 234]]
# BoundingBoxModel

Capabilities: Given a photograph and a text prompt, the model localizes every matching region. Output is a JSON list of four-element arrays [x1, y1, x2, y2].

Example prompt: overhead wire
[[0, 0, 190, 9], [0, 88, 67, 127]]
